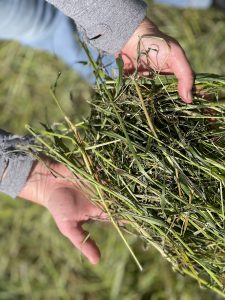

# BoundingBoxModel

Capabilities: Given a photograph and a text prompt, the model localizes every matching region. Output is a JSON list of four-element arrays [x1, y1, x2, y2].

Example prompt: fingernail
[[186, 91, 193, 103], [90, 256, 100, 265]]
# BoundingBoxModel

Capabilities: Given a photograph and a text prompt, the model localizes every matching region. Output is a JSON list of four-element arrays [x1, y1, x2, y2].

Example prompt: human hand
[[119, 17, 194, 103], [19, 158, 106, 265]]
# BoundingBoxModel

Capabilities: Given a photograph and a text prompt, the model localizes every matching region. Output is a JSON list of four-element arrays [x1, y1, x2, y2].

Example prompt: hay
[[28, 59, 225, 296]]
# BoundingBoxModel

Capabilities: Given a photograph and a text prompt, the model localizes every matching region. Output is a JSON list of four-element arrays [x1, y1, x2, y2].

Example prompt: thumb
[[61, 222, 101, 265]]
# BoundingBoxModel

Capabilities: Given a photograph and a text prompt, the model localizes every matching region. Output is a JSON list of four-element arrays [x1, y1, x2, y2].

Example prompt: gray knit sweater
[[0, 0, 147, 198]]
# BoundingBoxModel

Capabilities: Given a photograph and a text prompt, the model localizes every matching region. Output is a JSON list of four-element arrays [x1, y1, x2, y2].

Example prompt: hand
[[119, 17, 194, 103], [19, 158, 106, 265]]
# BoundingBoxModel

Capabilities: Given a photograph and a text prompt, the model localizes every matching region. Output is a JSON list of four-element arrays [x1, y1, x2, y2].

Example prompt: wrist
[[121, 17, 159, 51], [136, 17, 158, 33]]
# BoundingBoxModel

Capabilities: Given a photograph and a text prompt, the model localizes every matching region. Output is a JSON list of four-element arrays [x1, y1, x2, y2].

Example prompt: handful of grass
[[28, 68, 225, 296]]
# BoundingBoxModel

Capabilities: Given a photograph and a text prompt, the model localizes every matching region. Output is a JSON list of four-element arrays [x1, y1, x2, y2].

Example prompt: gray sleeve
[[46, 0, 147, 54], [0, 129, 35, 198]]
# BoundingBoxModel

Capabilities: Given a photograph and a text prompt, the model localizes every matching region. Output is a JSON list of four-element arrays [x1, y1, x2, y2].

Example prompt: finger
[[172, 47, 194, 104], [138, 70, 154, 77], [91, 210, 109, 222], [62, 223, 101, 265], [120, 52, 136, 75], [86, 200, 109, 221]]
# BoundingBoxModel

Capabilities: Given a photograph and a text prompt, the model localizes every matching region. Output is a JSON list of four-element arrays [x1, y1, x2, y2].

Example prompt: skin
[[19, 158, 106, 265], [19, 17, 194, 264], [120, 17, 194, 103]]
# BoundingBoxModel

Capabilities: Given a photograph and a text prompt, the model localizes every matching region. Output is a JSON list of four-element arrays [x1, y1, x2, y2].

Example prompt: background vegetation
[[0, 2, 224, 299]]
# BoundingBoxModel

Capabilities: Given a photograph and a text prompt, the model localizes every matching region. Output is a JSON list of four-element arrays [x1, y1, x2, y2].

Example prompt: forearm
[[45, 0, 147, 54]]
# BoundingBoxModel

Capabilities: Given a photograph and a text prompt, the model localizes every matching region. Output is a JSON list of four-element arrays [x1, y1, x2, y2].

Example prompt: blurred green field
[[0, 2, 224, 300]]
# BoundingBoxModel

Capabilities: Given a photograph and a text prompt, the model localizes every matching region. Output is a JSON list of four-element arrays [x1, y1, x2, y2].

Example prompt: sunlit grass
[[29, 68, 225, 297]]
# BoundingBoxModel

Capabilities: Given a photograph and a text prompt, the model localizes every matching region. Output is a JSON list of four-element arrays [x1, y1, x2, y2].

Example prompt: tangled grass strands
[[27, 45, 225, 296]]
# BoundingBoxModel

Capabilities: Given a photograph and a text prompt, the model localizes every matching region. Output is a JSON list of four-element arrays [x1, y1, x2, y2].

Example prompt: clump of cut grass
[[27, 51, 225, 297]]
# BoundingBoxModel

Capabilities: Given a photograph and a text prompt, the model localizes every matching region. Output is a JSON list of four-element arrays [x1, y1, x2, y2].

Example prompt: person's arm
[[45, 0, 193, 103]]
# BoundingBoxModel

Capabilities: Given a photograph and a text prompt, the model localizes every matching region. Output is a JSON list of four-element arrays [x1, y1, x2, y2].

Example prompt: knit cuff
[[46, 0, 147, 54], [0, 129, 36, 198], [0, 155, 35, 198]]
